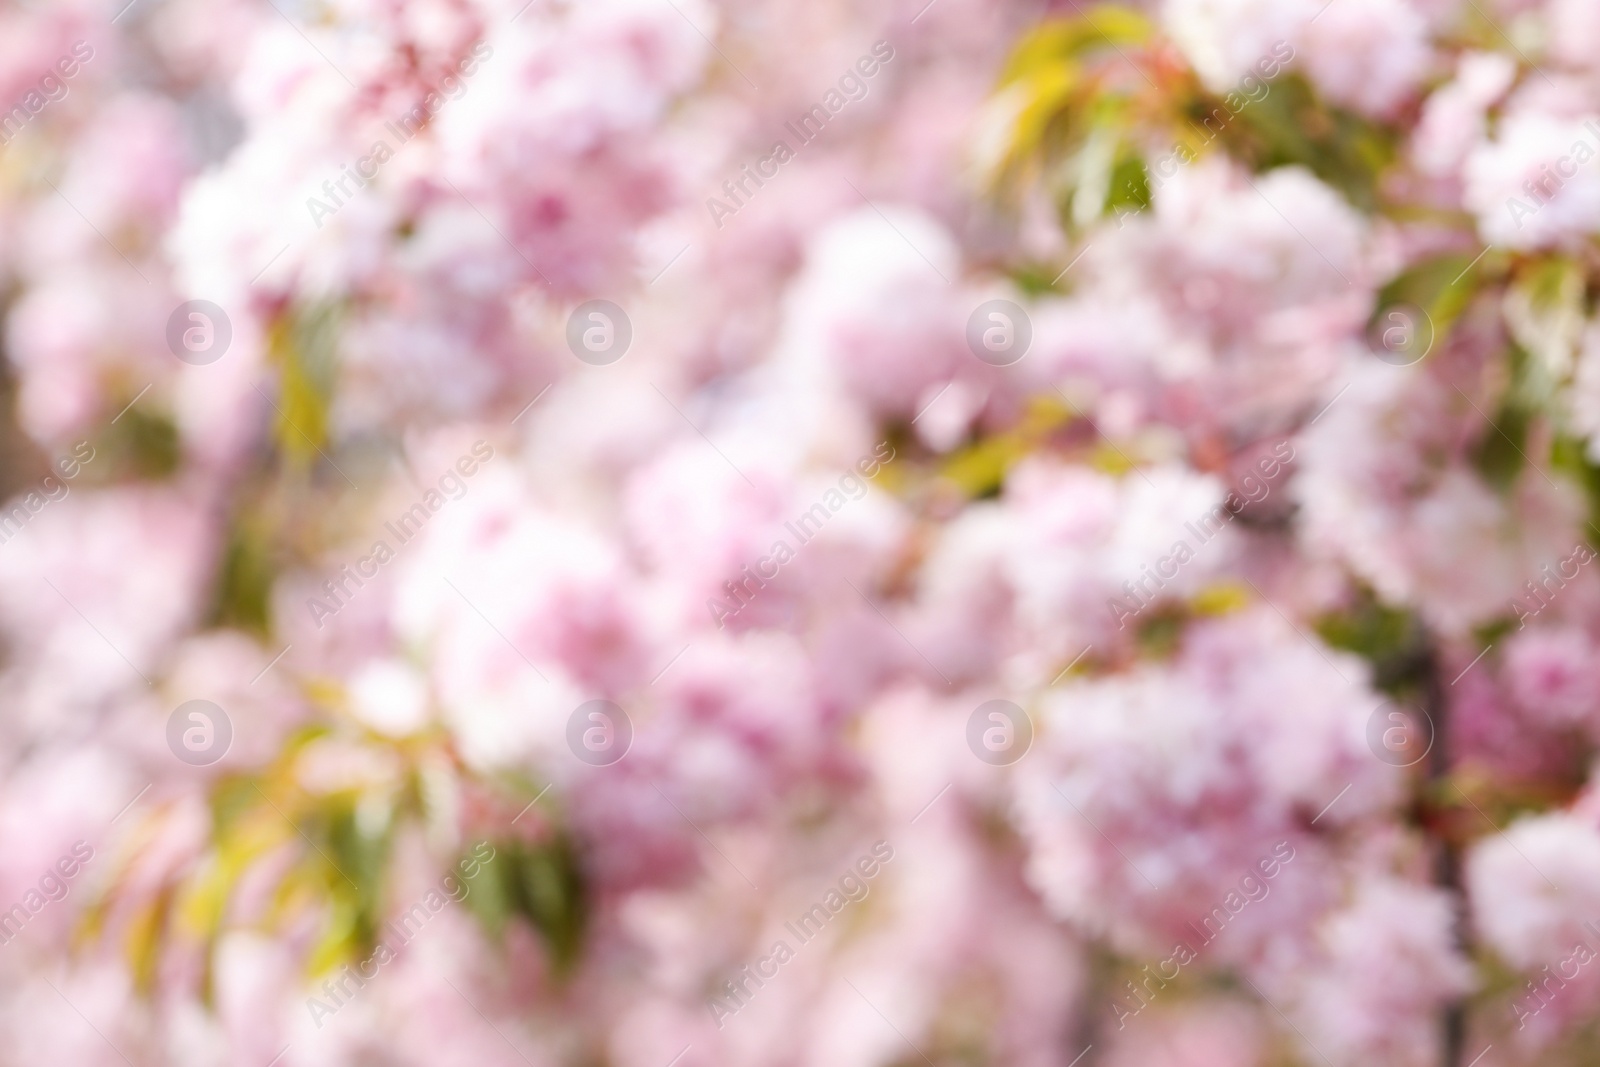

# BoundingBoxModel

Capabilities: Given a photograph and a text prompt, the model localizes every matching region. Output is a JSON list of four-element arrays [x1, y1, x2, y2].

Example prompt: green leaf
[[87, 403, 181, 481], [980, 5, 1155, 214], [938, 396, 1074, 499], [125, 886, 175, 995], [306, 897, 366, 977], [1552, 435, 1600, 540], [462, 843, 517, 938], [512, 838, 587, 974], [207, 516, 278, 637], [1106, 153, 1150, 212], [468, 836, 588, 977], [1372, 252, 1489, 357], [1504, 256, 1586, 404], [1222, 74, 1397, 212], [1468, 343, 1553, 494], [267, 304, 341, 472], [1472, 396, 1533, 492], [940, 434, 1031, 500], [1134, 609, 1185, 659], [1315, 592, 1429, 693], [996, 5, 1154, 87]]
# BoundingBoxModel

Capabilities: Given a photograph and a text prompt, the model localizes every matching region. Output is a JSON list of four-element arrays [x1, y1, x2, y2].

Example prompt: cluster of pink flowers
[[10, 0, 1600, 1065]]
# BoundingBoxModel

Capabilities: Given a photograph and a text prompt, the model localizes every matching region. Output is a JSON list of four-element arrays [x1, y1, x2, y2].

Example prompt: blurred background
[[4, 0, 1600, 1065]]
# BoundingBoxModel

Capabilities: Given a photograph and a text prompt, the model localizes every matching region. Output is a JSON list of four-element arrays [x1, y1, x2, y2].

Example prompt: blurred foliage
[[89, 404, 184, 481], [1471, 382, 1535, 493], [0, 338, 43, 502], [1553, 434, 1600, 539], [267, 303, 341, 472], [1124, 584, 1249, 662], [464, 834, 588, 977], [84, 709, 593, 998], [1505, 256, 1587, 402], [1368, 251, 1497, 369], [60, 2, 1600, 1042], [1315, 591, 1429, 694], [1213, 73, 1398, 213], [937, 394, 1073, 498], [1133, 607, 1186, 659], [206, 512, 279, 637], [201, 725, 394, 998], [979, 5, 1168, 226], [85, 722, 404, 1000], [1190, 580, 1251, 618], [1425, 765, 1588, 850], [984, 3, 1404, 236]]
